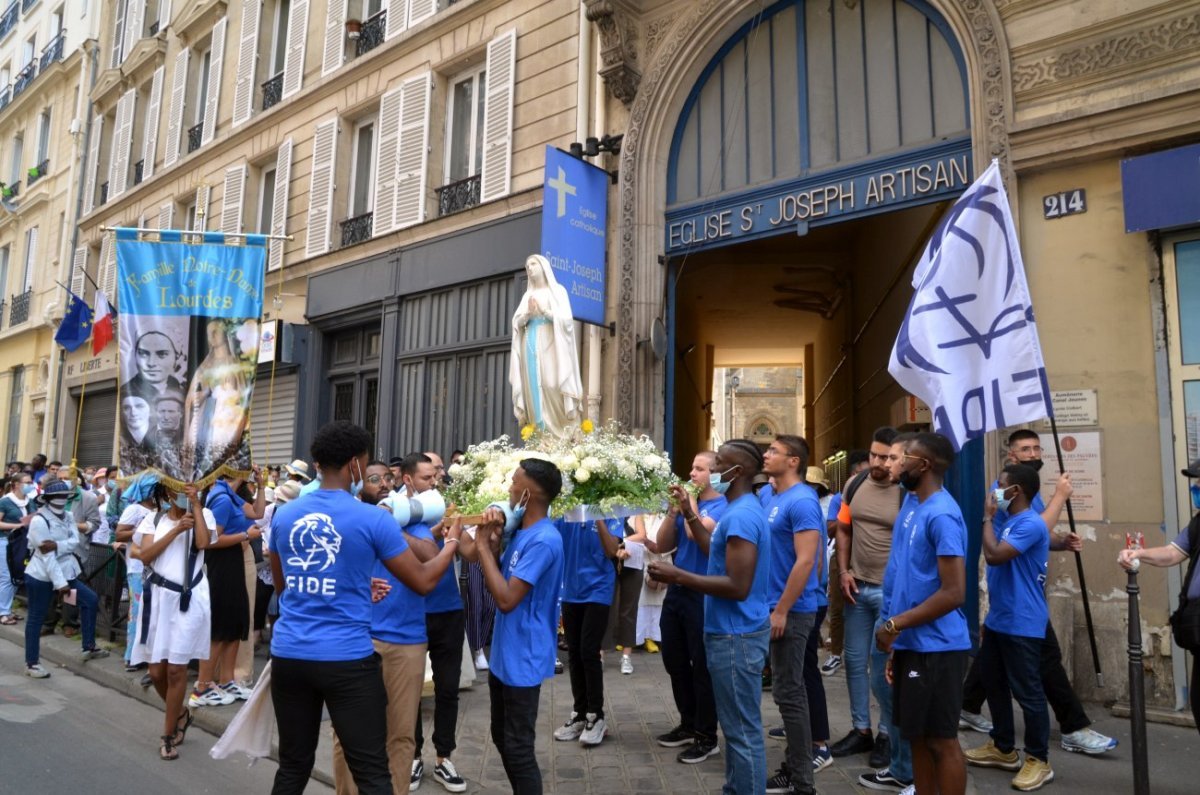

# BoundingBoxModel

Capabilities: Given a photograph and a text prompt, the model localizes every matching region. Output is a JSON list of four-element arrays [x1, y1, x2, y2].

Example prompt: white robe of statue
[[509, 254, 583, 436]]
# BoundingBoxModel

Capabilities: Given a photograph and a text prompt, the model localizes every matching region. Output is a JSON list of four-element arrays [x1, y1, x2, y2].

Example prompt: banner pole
[[1048, 413, 1104, 687]]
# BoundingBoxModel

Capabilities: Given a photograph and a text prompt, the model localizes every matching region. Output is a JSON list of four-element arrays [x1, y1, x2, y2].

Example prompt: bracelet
[[684, 513, 698, 522], [444, 537, 460, 546]]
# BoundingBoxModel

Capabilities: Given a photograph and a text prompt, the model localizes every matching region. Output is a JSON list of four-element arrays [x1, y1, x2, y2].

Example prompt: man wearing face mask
[[648, 439, 772, 795], [0, 473, 36, 625], [270, 422, 461, 795], [41, 468, 101, 639], [466, 458, 566, 794], [23, 479, 109, 678], [958, 430, 1117, 756]]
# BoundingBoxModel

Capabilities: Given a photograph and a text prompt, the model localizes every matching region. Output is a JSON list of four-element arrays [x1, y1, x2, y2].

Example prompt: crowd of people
[[4, 417, 1199, 795]]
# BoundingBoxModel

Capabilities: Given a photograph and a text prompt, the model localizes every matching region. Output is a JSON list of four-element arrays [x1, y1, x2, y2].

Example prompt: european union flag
[[54, 289, 94, 352]]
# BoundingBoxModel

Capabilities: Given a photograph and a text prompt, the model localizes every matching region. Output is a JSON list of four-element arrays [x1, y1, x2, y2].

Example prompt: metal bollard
[[1125, 532, 1150, 795]]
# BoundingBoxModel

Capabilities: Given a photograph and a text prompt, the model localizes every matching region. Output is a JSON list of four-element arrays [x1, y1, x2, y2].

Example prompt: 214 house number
[[1043, 188, 1087, 219]]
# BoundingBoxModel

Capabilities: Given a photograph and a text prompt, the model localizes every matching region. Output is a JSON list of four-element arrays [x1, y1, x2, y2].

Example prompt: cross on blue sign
[[540, 146, 608, 326]]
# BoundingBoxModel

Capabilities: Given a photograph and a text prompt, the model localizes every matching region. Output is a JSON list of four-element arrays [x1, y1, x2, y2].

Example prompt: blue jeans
[[707, 627, 770, 795], [124, 573, 143, 663], [25, 575, 99, 665], [0, 536, 15, 616], [842, 582, 890, 732], [981, 629, 1050, 761]]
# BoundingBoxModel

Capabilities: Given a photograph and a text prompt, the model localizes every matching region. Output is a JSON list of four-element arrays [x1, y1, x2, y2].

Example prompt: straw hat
[[275, 480, 303, 504], [805, 466, 831, 491], [284, 459, 312, 481]]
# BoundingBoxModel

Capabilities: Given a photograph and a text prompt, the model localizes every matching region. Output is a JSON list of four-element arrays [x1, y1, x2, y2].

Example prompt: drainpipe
[[576, 3, 602, 423]]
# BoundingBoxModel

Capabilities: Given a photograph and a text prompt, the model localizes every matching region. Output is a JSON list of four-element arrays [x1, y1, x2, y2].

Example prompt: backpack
[[6, 523, 29, 587], [1169, 513, 1200, 651], [843, 469, 905, 510]]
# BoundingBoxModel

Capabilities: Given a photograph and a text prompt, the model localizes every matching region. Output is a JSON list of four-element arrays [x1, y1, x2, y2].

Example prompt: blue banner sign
[[1121, 143, 1200, 233], [665, 141, 973, 254], [117, 229, 267, 317], [540, 146, 608, 326]]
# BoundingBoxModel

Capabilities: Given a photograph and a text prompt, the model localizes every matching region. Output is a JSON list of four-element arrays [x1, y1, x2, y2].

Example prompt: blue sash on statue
[[525, 317, 549, 427]]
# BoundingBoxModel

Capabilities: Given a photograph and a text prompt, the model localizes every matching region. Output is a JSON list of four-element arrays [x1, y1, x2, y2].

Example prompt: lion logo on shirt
[[286, 513, 343, 572]]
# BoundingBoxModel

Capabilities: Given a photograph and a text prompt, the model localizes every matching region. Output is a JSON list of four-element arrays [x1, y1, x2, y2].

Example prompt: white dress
[[637, 513, 669, 644], [131, 508, 217, 666]]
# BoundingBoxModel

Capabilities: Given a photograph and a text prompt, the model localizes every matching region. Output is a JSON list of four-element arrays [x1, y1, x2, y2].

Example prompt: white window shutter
[[103, 233, 118, 298], [159, 0, 172, 29], [281, 0, 309, 100], [111, 1, 127, 68], [232, 0, 260, 127], [83, 115, 104, 215], [321, 0, 345, 77], [124, 0, 146, 60], [141, 65, 165, 179], [22, 229, 36, 289], [164, 48, 189, 167], [407, 0, 435, 27], [158, 201, 175, 230], [372, 86, 402, 237], [195, 184, 211, 231], [221, 164, 246, 233], [385, 0, 409, 40], [70, 247, 88, 297], [393, 72, 431, 230], [269, 138, 293, 271], [480, 29, 516, 203], [202, 17, 228, 146], [97, 234, 112, 302], [305, 118, 338, 257], [109, 89, 137, 198]]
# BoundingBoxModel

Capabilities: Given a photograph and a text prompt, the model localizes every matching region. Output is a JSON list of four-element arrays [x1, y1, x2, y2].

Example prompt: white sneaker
[[25, 664, 50, 679], [1061, 727, 1118, 754], [579, 713, 607, 746], [899, 787, 916, 795], [474, 649, 489, 671], [620, 655, 633, 675], [554, 712, 585, 741], [222, 681, 253, 701], [189, 685, 236, 707], [959, 709, 994, 733], [410, 759, 423, 791]]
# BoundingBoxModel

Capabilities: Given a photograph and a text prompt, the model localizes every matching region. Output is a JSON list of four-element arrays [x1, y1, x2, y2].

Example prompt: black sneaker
[[858, 768, 910, 792], [762, 666, 772, 691], [869, 733, 891, 769], [554, 658, 564, 674], [432, 759, 466, 793], [656, 726, 695, 747], [677, 738, 720, 764], [765, 767, 793, 794], [410, 759, 423, 791], [829, 728, 874, 757]]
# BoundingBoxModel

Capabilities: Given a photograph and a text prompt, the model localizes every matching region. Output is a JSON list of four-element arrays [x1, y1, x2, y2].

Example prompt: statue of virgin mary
[[510, 254, 583, 436]]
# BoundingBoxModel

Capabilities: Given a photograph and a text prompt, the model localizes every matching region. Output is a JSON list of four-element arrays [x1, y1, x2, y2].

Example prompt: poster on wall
[[1038, 430, 1104, 522], [116, 229, 267, 487]]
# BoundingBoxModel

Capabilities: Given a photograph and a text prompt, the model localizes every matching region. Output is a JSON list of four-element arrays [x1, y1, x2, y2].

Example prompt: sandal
[[0, 615, 18, 625], [174, 708, 194, 746], [159, 734, 178, 761]]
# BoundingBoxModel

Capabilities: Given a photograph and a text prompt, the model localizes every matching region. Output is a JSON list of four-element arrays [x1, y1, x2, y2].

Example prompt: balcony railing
[[0, 3, 17, 39], [436, 173, 481, 217], [20, 0, 34, 13], [1, 180, 20, 200], [261, 72, 283, 111], [356, 10, 387, 57], [340, 212, 374, 247], [26, 158, 47, 186], [187, 122, 203, 153], [9, 289, 31, 326], [38, 30, 64, 71], [134, 159, 144, 186], [99, 181, 108, 205], [11, 61, 36, 98]]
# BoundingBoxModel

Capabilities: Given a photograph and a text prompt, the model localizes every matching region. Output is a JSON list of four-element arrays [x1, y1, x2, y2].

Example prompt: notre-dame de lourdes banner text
[[116, 229, 267, 488]]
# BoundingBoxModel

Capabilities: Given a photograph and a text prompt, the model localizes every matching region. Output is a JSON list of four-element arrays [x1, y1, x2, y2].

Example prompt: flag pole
[[1047, 413, 1104, 687]]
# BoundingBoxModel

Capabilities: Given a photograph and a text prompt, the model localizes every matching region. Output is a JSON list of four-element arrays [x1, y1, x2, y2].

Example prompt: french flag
[[92, 291, 113, 355]]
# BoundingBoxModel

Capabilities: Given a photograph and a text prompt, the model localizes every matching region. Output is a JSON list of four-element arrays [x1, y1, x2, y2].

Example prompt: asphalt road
[[0, 641, 331, 794]]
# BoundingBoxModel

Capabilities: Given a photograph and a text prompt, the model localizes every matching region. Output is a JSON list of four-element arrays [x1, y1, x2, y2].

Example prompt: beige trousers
[[234, 542, 257, 682], [332, 640, 428, 795]]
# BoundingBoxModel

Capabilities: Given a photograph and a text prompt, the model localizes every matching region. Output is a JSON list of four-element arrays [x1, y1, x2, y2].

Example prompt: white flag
[[888, 160, 1051, 450]]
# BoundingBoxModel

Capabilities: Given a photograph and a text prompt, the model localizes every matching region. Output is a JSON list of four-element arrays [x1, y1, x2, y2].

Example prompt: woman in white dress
[[637, 512, 669, 650], [130, 482, 217, 760]]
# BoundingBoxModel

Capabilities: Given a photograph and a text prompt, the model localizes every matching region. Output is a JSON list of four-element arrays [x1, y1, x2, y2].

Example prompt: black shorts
[[892, 649, 969, 740]]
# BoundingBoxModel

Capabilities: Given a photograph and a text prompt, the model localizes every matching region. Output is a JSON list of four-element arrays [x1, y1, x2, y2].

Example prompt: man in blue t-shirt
[[268, 421, 461, 795], [965, 464, 1053, 791], [759, 435, 825, 795], [874, 432, 970, 795], [645, 451, 727, 764], [649, 439, 771, 795], [552, 515, 622, 746], [468, 458, 566, 795]]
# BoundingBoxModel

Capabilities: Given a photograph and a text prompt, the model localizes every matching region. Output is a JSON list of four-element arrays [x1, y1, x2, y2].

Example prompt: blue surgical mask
[[508, 490, 530, 530], [1191, 482, 1200, 512], [173, 493, 190, 510], [709, 466, 738, 495], [22, 484, 36, 498], [994, 486, 1013, 513], [350, 460, 364, 498]]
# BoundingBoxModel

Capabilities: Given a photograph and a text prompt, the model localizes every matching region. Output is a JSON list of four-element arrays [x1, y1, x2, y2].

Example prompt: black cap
[[388, 457, 405, 468], [1183, 458, 1200, 478]]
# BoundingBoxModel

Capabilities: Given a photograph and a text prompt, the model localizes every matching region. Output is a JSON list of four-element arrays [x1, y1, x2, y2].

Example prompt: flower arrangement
[[444, 420, 678, 519]]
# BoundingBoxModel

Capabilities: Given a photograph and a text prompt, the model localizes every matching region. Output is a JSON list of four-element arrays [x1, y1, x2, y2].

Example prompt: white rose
[[642, 454, 662, 471], [581, 456, 602, 472], [448, 463, 465, 478], [575, 468, 592, 483]]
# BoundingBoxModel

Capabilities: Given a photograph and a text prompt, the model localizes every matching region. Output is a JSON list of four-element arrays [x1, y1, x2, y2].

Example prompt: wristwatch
[[883, 618, 900, 634]]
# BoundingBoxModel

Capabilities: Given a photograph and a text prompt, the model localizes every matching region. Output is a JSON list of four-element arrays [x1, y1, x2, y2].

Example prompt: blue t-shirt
[[207, 480, 252, 536], [762, 482, 826, 614], [888, 488, 971, 653], [491, 517, 566, 687], [826, 493, 842, 524], [1171, 521, 1200, 600], [993, 479, 1045, 529], [559, 519, 622, 604], [409, 523, 463, 615], [704, 493, 771, 634], [882, 493, 920, 616], [985, 508, 1049, 638], [673, 496, 728, 577], [370, 520, 431, 645], [269, 489, 408, 661]]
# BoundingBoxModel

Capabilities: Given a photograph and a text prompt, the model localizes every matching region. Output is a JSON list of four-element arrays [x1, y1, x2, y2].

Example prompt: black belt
[[141, 567, 204, 640]]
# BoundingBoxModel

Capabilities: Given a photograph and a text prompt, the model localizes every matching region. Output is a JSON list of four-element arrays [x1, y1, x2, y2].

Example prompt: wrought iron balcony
[[39, 30, 64, 71], [0, 299, 5, 329], [9, 289, 31, 326], [261, 72, 283, 111], [26, 158, 47, 186], [0, 86, 10, 112], [340, 212, 374, 247], [436, 173, 481, 217], [11, 61, 36, 98], [134, 159, 144, 186], [356, 10, 386, 57], [187, 122, 203, 153], [0, 3, 16, 39], [20, 0, 34, 13], [149, 20, 160, 36], [99, 181, 108, 205]]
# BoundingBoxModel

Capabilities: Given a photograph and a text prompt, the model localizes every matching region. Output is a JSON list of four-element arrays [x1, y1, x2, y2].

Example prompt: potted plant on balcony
[[1, 183, 13, 199], [345, 18, 362, 39], [27, 165, 40, 181]]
